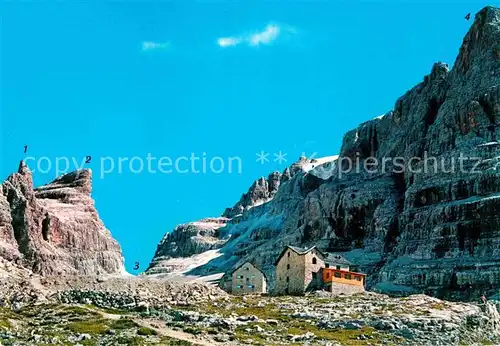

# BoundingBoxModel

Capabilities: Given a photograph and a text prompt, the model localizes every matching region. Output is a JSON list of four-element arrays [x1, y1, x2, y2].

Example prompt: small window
[[326, 272, 330, 279], [245, 267, 249, 271], [287, 252, 291, 257], [312, 272, 317, 279], [345, 274, 351, 280], [325, 263, 330, 268], [355, 276, 362, 281], [336, 265, 340, 270], [312, 257, 317, 264], [236, 285, 241, 289], [237, 275, 243, 279], [246, 277, 250, 282], [248, 285, 254, 289], [334, 272, 341, 278], [286, 276, 289, 283], [287, 264, 290, 270]]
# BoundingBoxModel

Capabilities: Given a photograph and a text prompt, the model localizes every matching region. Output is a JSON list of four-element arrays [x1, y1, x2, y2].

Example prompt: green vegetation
[[85, 305, 128, 315], [288, 323, 378, 345], [109, 317, 139, 330], [0, 303, 201, 345], [56, 305, 101, 319], [137, 326, 158, 336], [67, 319, 109, 334], [183, 326, 202, 335], [429, 303, 445, 310], [0, 317, 12, 329], [159, 336, 193, 345], [115, 336, 145, 346]]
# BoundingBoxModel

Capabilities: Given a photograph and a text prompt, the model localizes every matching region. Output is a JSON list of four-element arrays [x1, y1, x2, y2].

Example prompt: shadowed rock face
[[147, 7, 500, 300], [0, 164, 124, 276], [222, 171, 287, 218], [146, 217, 229, 274]]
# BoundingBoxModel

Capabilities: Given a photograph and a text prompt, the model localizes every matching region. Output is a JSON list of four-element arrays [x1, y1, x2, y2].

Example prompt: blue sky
[[1, 1, 493, 272]]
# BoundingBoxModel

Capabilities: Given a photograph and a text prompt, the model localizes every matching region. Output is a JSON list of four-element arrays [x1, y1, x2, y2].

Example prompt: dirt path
[[131, 317, 225, 346], [78, 304, 226, 346]]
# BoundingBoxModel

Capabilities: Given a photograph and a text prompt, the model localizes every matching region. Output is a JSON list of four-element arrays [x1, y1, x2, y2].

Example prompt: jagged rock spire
[[17, 160, 29, 175]]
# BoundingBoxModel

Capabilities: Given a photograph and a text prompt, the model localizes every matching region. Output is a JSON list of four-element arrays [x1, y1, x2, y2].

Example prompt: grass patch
[[115, 336, 145, 346], [0, 318, 12, 329], [67, 319, 109, 334], [159, 336, 193, 345], [60, 306, 91, 315], [287, 322, 380, 345], [429, 303, 445, 310], [232, 304, 291, 322], [85, 305, 128, 315], [137, 326, 158, 336], [235, 325, 268, 345], [183, 326, 202, 335], [109, 317, 139, 330]]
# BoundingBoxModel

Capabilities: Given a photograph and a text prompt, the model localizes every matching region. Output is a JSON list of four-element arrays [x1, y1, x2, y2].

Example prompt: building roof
[[324, 253, 352, 266], [274, 245, 326, 265], [229, 261, 266, 277], [323, 267, 366, 276], [288, 245, 317, 255]]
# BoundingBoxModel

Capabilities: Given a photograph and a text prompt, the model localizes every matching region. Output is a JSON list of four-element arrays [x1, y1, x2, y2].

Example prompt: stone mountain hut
[[274, 245, 366, 295], [230, 261, 267, 295], [274, 245, 325, 295]]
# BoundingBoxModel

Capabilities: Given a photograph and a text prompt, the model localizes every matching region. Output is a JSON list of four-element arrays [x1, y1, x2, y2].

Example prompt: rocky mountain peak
[[222, 156, 333, 218], [456, 6, 500, 75], [6, 160, 35, 202], [146, 7, 500, 300], [35, 169, 93, 198], [0, 164, 124, 276]]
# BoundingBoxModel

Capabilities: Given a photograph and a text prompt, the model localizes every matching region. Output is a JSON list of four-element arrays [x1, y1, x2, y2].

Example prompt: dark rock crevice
[[41, 213, 51, 242], [425, 98, 442, 130], [5, 189, 32, 258]]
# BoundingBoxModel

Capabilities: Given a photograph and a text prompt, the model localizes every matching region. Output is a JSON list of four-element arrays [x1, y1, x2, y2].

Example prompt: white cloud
[[217, 23, 293, 48], [249, 24, 280, 46], [141, 41, 170, 51], [217, 37, 241, 47]]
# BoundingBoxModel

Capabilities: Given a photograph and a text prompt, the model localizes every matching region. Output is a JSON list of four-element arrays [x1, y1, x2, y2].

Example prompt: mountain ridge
[[146, 6, 500, 300]]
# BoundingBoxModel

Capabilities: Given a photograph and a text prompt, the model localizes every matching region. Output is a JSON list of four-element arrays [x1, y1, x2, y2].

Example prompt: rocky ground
[[0, 265, 499, 346]]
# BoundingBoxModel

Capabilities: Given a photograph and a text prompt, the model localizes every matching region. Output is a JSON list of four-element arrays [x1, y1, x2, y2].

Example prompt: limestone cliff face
[[147, 218, 228, 274], [0, 163, 125, 276], [222, 171, 287, 218], [147, 7, 500, 300]]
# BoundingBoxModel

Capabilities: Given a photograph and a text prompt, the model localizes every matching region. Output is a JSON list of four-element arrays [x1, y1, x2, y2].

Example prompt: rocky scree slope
[[146, 7, 500, 300], [1, 289, 499, 345], [0, 162, 124, 275], [145, 157, 317, 274]]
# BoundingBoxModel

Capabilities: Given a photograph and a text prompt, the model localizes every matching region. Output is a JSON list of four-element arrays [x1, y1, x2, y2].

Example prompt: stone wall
[[275, 248, 325, 295], [275, 248, 304, 295], [303, 249, 326, 291], [231, 262, 267, 295]]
